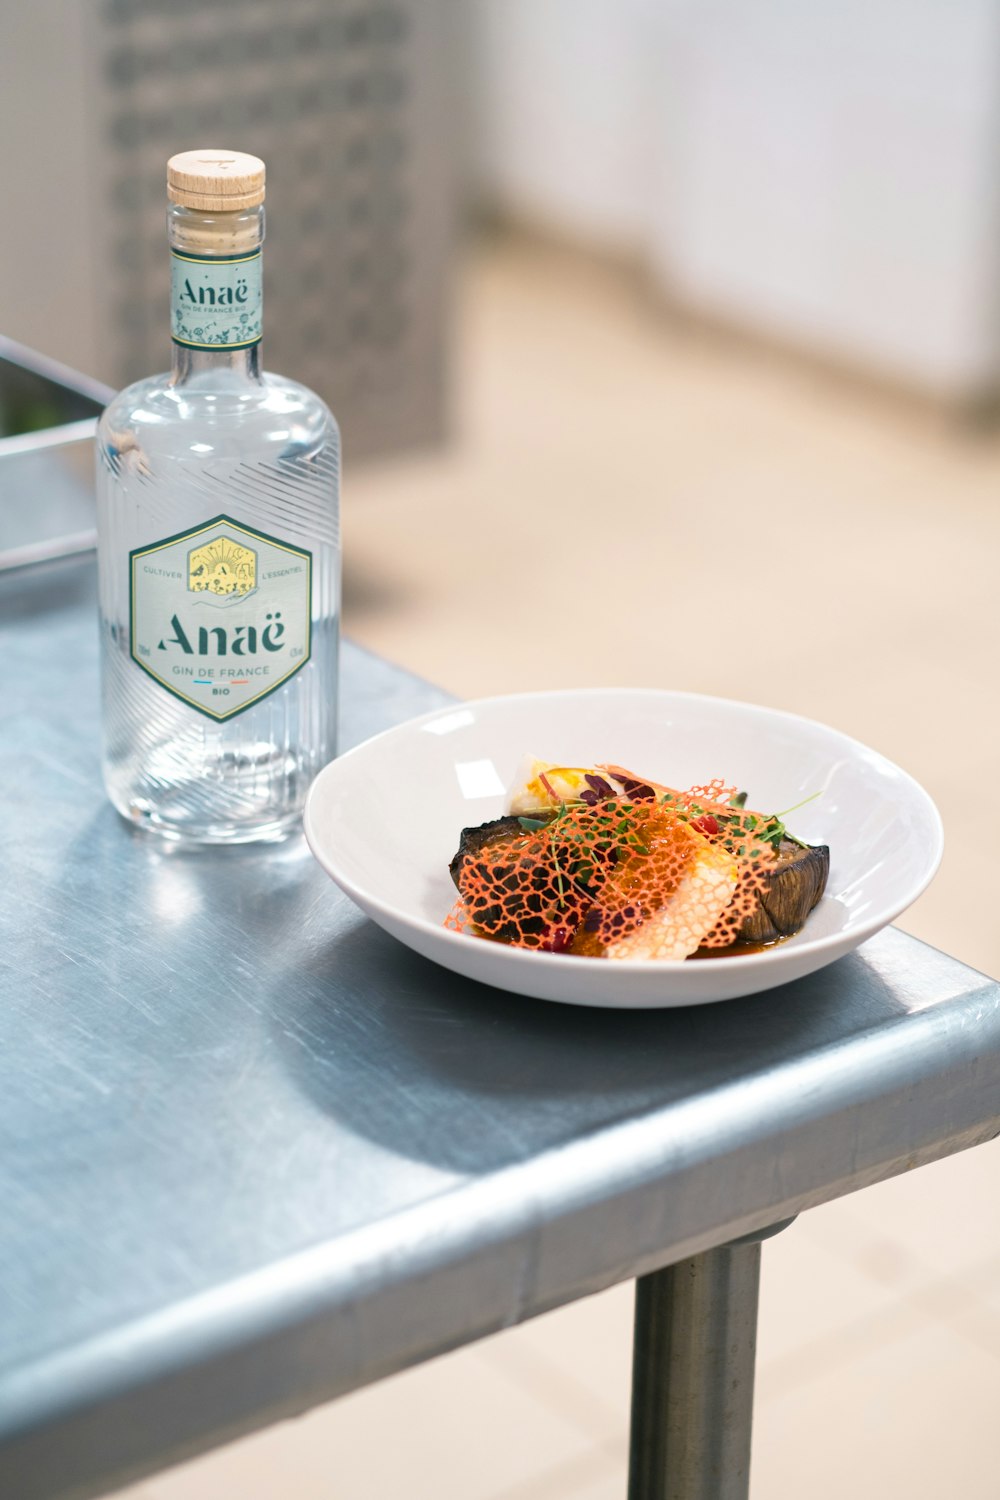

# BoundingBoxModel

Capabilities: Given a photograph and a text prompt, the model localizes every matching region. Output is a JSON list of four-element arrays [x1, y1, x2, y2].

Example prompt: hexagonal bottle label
[[130, 515, 312, 721]]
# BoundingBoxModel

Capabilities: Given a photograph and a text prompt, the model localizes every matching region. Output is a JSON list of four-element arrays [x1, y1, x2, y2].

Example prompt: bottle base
[[111, 793, 304, 847]]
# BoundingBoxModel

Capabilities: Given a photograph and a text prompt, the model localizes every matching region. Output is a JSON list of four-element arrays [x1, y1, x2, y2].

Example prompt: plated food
[[303, 687, 942, 1007], [447, 758, 829, 961]]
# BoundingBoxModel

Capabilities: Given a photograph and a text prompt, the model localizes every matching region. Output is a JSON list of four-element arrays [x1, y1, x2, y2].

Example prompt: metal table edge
[[3, 943, 999, 1499]]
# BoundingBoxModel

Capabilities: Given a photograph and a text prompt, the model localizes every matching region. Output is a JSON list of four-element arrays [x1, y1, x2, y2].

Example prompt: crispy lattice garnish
[[447, 779, 780, 958]]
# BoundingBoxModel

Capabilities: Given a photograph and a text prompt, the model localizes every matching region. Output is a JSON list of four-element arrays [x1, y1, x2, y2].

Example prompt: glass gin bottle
[[97, 150, 340, 844]]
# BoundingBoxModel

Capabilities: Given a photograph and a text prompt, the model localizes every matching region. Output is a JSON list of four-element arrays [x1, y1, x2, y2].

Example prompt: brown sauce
[[689, 934, 791, 959], [465, 923, 792, 959]]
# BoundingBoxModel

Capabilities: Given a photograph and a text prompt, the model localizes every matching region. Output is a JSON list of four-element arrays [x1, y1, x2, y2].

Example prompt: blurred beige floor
[[120, 233, 1000, 1500]]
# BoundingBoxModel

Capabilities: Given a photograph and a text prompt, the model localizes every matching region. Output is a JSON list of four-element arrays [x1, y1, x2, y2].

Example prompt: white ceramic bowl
[[303, 689, 943, 1008]]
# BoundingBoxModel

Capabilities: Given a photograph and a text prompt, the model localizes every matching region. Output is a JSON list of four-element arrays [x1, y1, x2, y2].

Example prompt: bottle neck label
[[170, 248, 262, 351]]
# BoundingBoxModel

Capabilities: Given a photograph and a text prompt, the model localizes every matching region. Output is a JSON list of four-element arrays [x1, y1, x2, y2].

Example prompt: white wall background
[[467, 0, 1000, 397]]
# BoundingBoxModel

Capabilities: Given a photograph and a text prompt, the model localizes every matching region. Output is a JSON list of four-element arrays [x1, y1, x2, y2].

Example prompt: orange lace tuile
[[449, 779, 778, 957]]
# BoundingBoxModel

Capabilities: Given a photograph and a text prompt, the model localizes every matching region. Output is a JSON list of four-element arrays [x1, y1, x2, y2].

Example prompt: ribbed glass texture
[[96, 346, 340, 845]]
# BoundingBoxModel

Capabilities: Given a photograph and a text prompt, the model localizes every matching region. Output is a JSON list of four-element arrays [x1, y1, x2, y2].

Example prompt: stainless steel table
[[3, 559, 1000, 1500]]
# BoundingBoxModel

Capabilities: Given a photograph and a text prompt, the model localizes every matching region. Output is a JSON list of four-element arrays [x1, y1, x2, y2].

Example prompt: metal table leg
[[628, 1220, 795, 1500]]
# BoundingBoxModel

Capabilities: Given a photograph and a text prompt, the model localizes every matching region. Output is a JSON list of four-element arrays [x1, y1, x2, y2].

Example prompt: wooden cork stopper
[[167, 149, 265, 212]]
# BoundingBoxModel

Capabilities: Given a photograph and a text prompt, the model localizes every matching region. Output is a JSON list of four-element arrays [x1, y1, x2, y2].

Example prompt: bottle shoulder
[[98, 368, 339, 466]]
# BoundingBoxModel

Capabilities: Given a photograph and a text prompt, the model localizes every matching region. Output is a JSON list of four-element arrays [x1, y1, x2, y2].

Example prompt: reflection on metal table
[[3, 559, 1000, 1500]]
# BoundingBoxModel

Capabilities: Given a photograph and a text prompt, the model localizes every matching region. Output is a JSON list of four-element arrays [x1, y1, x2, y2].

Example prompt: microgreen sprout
[[773, 789, 822, 819]]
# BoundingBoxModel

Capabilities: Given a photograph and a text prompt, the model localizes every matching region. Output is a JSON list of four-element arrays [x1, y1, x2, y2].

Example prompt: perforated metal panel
[[1, 0, 454, 460]]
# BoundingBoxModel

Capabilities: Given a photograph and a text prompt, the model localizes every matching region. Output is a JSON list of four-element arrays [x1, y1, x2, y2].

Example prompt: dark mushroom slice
[[448, 815, 528, 889], [449, 811, 614, 951], [737, 840, 829, 944], [448, 815, 565, 948]]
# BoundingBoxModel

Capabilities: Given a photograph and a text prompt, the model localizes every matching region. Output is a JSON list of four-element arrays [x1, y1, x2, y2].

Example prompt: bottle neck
[[167, 201, 264, 388], [170, 341, 261, 384]]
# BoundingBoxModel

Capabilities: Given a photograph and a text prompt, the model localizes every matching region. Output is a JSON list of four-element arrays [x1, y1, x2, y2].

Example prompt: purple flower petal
[[614, 775, 656, 801], [585, 774, 615, 799]]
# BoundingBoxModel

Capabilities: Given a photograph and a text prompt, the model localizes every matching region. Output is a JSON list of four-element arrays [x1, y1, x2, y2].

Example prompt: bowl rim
[[304, 686, 945, 973]]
